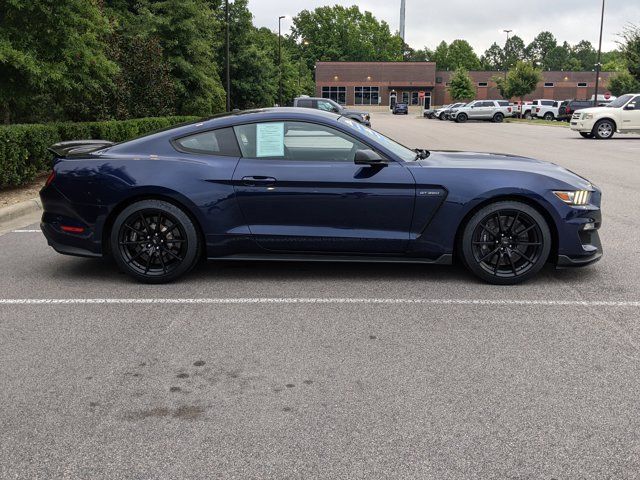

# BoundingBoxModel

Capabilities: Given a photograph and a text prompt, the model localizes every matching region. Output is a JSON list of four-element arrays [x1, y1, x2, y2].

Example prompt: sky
[[248, 0, 640, 53]]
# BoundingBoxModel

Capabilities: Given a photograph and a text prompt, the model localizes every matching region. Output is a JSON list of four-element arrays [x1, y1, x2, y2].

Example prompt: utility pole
[[503, 29, 512, 79], [225, 0, 231, 112], [278, 15, 285, 107], [593, 0, 605, 106], [399, 0, 406, 42]]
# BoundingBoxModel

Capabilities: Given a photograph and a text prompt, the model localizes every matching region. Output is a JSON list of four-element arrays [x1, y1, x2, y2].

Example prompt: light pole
[[225, 0, 231, 112], [278, 15, 285, 107], [593, 0, 605, 106], [503, 29, 512, 79]]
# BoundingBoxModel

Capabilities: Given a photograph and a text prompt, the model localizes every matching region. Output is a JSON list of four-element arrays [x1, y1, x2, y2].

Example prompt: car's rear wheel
[[523, 111, 532, 120], [110, 199, 201, 283], [579, 132, 594, 138], [543, 112, 554, 121], [460, 201, 551, 285], [492, 112, 504, 123], [592, 119, 615, 139], [456, 113, 468, 123]]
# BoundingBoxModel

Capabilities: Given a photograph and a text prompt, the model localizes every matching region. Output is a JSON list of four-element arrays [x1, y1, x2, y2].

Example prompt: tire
[[592, 119, 615, 139], [110, 199, 201, 283], [523, 111, 532, 120], [460, 201, 551, 285], [543, 112, 554, 121], [579, 132, 594, 139], [455, 113, 468, 123], [492, 112, 504, 123]]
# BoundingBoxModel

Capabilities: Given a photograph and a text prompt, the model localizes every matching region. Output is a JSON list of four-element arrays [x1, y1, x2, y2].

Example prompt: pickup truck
[[532, 100, 562, 121], [293, 97, 371, 126], [449, 100, 512, 123], [570, 93, 640, 139]]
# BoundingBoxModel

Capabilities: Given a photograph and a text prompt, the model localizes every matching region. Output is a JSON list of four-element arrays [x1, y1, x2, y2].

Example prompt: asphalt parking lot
[[1, 112, 640, 479]]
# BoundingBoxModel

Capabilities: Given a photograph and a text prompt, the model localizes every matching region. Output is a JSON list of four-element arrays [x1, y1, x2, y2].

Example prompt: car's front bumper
[[570, 120, 596, 132]]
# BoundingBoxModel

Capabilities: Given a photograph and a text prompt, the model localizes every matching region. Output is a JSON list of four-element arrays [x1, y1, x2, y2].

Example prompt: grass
[[505, 117, 569, 127]]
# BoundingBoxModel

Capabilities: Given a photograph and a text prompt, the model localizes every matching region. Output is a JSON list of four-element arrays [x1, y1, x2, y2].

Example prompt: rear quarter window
[[296, 99, 313, 108], [173, 127, 240, 156]]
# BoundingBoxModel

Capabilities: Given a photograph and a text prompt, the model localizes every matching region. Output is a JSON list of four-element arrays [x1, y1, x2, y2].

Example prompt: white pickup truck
[[533, 100, 563, 121], [570, 93, 640, 139]]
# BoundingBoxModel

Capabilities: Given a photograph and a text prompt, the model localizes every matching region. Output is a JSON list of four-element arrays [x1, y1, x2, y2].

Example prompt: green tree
[[432, 41, 450, 70], [618, 24, 640, 81], [607, 71, 640, 96], [405, 46, 433, 62], [499, 61, 542, 101], [481, 42, 504, 70], [446, 39, 481, 70], [544, 42, 572, 70], [526, 31, 557, 66], [0, 0, 117, 123], [448, 67, 475, 101], [151, 0, 225, 116], [571, 40, 597, 70], [504, 35, 526, 70], [290, 5, 403, 70]]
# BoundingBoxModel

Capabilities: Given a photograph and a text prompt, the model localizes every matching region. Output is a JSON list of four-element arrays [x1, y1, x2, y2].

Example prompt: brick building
[[315, 61, 615, 108]]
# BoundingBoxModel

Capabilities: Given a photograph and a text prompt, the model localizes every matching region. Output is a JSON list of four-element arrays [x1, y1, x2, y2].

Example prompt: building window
[[544, 82, 555, 87], [577, 82, 588, 87], [445, 82, 451, 87], [436, 77, 443, 84], [321, 86, 346, 105], [354, 86, 379, 105], [401, 92, 410, 104], [477, 82, 488, 87]]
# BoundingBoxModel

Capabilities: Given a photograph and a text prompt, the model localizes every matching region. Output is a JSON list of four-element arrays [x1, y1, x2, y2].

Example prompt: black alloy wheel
[[111, 199, 201, 283], [456, 113, 468, 123], [493, 112, 504, 123], [461, 201, 551, 285]]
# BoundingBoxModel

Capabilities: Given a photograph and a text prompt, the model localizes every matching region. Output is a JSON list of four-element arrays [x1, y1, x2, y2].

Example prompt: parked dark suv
[[392, 103, 408, 115], [558, 100, 593, 121], [293, 97, 371, 126]]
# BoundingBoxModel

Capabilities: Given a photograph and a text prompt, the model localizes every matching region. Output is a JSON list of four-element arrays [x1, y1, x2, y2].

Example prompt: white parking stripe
[[0, 298, 639, 307], [11, 230, 41, 233]]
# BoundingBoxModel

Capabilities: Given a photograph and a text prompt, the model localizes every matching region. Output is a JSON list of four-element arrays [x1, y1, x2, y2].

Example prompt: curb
[[0, 197, 42, 225]]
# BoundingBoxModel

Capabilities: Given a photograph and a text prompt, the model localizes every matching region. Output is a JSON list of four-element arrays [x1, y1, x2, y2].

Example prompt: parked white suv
[[570, 93, 640, 139], [449, 100, 513, 123], [533, 100, 562, 121]]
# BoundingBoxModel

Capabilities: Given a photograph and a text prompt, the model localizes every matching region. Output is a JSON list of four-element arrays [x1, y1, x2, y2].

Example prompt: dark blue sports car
[[40, 108, 602, 284]]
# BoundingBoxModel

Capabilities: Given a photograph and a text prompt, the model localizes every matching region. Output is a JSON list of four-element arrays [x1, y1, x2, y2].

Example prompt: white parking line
[[11, 230, 41, 233], [0, 298, 639, 307]]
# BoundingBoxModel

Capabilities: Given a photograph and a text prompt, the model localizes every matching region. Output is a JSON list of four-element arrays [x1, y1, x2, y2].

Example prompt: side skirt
[[206, 253, 453, 265]]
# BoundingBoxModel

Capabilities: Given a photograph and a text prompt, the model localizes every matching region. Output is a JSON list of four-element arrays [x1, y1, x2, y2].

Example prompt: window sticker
[[256, 122, 285, 157]]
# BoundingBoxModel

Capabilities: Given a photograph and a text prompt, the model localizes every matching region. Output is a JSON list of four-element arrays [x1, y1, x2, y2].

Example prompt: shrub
[[0, 116, 199, 189]]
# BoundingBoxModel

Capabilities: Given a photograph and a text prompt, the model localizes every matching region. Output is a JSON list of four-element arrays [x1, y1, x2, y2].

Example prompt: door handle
[[241, 176, 277, 186]]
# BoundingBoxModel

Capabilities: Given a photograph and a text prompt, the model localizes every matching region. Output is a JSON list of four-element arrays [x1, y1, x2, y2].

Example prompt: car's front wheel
[[110, 199, 201, 283], [455, 113, 468, 123], [460, 201, 551, 285], [492, 112, 504, 123], [592, 119, 615, 139]]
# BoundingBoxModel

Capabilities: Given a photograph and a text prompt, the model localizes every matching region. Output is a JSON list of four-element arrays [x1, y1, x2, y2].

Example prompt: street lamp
[[278, 15, 286, 107], [593, 0, 605, 106], [503, 29, 512, 79]]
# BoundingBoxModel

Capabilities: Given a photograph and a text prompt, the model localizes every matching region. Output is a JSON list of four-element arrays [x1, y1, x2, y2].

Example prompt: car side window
[[173, 127, 240, 156], [317, 100, 337, 112], [542, 100, 554, 106], [233, 121, 370, 162], [628, 96, 640, 110], [296, 99, 313, 108]]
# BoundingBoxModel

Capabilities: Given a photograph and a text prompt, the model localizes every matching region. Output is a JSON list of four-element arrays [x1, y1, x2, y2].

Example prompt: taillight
[[45, 170, 56, 187], [507, 107, 512, 112]]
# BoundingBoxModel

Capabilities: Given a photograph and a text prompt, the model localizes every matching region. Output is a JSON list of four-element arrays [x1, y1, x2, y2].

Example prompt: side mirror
[[354, 149, 387, 166], [332, 106, 341, 113]]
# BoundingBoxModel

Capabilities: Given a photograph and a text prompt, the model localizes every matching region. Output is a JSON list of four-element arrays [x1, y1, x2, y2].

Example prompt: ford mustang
[[40, 108, 602, 284]]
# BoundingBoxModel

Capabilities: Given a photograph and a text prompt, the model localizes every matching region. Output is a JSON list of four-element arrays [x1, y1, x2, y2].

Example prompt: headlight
[[582, 113, 593, 120], [553, 190, 591, 205]]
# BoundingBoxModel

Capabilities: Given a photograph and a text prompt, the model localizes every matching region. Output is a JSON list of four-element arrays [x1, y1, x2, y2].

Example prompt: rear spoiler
[[48, 140, 114, 158]]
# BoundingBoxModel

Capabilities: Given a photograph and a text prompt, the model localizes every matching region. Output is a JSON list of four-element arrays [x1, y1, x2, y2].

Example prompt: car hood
[[417, 150, 592, 188], [574, 106, 614, 116], [342, 108, 369, 116]]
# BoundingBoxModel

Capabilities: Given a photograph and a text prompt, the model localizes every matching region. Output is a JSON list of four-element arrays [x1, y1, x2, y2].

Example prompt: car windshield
[[338, 117, 416, 162], [606, 94, 633, 108]]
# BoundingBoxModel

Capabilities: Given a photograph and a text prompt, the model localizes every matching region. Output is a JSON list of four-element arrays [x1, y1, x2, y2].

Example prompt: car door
[[620, 95, 640, 131], [231, 120, 416, 253], [466, 101, 481, 119]]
